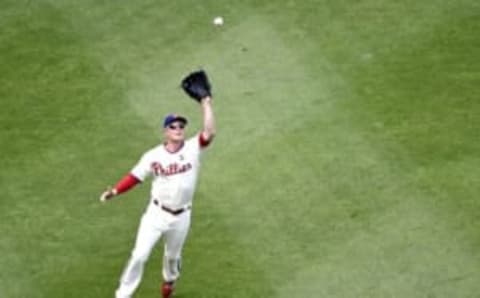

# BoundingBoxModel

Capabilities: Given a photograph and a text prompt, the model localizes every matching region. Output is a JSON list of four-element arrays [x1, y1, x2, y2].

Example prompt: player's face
[[165, 121, 186, 142]]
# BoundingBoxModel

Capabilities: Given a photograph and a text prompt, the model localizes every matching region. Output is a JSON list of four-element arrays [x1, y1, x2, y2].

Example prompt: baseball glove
[[181, 70, 212, 102]]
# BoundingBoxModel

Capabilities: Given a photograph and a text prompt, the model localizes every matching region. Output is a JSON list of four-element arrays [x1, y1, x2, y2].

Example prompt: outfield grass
[[1, 1, 479, 297]]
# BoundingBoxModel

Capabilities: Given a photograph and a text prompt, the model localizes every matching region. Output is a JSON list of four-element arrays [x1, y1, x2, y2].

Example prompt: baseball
[[213, 16, 224, 26]]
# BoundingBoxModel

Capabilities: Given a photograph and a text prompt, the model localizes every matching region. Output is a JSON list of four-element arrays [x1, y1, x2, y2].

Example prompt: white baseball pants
[[115, 202, 191, 298]]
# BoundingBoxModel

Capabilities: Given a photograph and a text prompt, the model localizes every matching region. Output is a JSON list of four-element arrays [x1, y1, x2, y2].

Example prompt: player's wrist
[[201, 96, 212, 104]]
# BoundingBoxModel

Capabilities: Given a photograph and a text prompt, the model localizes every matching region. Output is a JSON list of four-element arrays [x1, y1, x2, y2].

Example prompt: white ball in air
[[213, 16, 224, 26]]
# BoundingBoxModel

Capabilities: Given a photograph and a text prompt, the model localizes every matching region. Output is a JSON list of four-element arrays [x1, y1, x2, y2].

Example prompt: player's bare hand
[[100, 187, 117, 203]]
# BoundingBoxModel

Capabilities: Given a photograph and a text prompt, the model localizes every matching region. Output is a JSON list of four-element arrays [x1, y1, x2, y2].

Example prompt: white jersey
[[130, 134, 207, 209]]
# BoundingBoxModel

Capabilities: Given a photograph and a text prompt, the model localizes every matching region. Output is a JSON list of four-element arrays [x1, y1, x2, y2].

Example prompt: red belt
[[153, 199, 189, 215]]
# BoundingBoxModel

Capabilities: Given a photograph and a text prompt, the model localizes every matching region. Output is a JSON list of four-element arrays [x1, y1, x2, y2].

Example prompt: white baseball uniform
[[115, 133, 209, 298]]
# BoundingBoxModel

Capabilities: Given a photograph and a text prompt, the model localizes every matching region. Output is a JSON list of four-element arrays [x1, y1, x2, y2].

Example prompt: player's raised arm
[[200, 96, 216, 144], [180, 70, 216, 146]]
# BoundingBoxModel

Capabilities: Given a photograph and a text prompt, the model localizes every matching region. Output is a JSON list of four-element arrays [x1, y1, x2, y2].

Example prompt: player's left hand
[[100, 187, 117, 203], [181, 70, 212, 102]]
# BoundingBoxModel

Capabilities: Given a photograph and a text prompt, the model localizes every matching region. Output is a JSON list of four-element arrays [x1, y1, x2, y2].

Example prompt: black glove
[[181, 70, 212, 102]]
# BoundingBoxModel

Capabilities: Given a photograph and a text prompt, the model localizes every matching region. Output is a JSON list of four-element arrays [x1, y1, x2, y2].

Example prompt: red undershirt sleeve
[[199, 132, 212, 148], [114, 173, 141, 194]]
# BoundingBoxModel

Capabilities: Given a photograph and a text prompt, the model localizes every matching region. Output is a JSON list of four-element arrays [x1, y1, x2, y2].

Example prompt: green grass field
[[1, 1, 479, 297]]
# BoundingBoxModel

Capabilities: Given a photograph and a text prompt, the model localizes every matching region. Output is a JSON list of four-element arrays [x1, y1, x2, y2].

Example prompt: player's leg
[[115, 213, 163, 298], [161, 212, 191, 285]]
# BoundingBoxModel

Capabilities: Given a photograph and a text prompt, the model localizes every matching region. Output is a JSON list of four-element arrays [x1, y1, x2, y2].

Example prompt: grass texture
[[0, 1, 479, 297]]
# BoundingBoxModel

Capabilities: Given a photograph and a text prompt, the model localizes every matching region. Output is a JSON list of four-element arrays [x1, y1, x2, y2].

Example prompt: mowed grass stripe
[[271, 1, 479, 297], [325, 0, 480, 266], [0, 2, 153, 297], [215, 2, 480, 297]]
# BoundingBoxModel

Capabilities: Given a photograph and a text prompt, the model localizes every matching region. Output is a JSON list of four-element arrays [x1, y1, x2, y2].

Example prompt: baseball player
[[100, 71, 215, 298]]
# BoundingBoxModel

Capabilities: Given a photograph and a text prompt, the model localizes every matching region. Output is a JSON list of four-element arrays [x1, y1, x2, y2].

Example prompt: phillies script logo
[[151, 162, 192, 176]]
